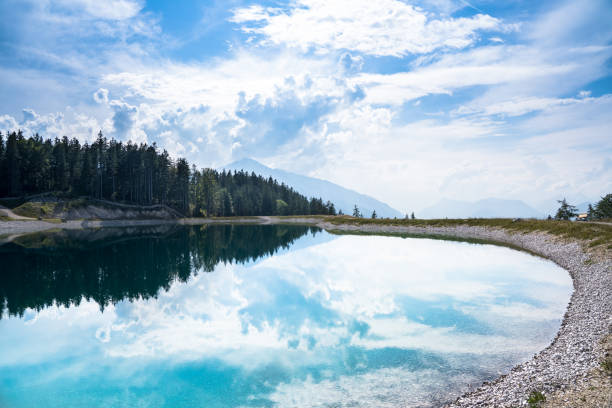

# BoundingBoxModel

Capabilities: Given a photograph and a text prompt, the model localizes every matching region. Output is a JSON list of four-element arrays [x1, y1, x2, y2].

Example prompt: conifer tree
[[554, 198, 578, 220], [594, 194, 612, 219]]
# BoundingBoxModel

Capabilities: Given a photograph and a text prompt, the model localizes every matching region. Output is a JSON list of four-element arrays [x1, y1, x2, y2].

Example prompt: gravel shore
[[1, 217, 610, 406]]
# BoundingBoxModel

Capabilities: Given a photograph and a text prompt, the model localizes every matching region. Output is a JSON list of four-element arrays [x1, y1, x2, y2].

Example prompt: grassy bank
[[322, 216, 612, 249]]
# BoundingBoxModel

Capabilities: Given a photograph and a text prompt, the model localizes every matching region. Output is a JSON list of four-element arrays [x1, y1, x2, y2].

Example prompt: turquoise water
[[0, 225, 572, 407]]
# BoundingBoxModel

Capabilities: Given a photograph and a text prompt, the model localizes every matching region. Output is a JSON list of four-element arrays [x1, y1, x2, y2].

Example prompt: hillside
[[8, 197, 182, 221], [223, 158, 403, 218]]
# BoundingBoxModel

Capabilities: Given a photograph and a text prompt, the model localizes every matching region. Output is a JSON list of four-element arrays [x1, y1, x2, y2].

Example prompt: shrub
[[527, 390, 546, 407]]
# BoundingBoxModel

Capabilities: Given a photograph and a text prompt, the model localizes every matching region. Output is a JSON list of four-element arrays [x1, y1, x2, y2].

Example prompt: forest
[[0, 130, 336, 216]]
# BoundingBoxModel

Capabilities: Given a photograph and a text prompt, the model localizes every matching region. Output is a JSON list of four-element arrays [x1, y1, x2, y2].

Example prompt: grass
[[527, 390, 546, 407], [323, 216, 612, 249], [12, 202, 59, 218], [602, 356, 612, 377]]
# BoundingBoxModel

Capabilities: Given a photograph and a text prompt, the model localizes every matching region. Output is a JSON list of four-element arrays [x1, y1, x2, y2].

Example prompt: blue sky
[[0, 0, 610, 212]]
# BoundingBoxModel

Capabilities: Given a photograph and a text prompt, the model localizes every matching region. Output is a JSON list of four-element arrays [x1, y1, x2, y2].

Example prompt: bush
[[527, 390, 546, 407]]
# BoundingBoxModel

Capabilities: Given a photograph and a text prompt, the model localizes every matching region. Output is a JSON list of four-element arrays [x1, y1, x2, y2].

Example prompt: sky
[[0, 0, 610, 213]]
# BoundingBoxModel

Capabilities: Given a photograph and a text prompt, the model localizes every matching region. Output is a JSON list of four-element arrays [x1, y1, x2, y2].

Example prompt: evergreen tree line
[[555, 195, 612, 220], [0, 224, 319, 318], [0, 130, 336, 216]]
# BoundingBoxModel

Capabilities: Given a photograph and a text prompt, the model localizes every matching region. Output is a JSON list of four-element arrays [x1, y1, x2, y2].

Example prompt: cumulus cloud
[[93, 88, 109, 104], [338, 53, 363, 75], [233, 86, 338, 155], [0, 107, 104, 142], [0, 115, 19, 132], [231, 0, 510, 56], [109, 100, 138, 138]]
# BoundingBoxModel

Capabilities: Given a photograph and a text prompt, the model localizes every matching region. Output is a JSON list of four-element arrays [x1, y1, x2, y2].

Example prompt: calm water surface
[[0, 225, 572, 407]]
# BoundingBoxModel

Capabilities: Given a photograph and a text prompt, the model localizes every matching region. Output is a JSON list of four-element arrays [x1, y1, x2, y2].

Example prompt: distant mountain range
[[222, 158, 403, 218], [419, 198, 545, 219]]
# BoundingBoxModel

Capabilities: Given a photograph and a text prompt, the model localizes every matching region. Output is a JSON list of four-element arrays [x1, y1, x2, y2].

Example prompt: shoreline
[[1, 216, 610, 406]]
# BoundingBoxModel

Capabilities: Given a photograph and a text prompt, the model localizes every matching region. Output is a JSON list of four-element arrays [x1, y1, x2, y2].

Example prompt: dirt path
[[587, 221, 612, 226]]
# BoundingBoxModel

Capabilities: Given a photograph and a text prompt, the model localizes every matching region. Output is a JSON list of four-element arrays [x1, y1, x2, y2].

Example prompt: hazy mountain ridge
[[419, 198, 545, 219], [222, 158, 403, 218]]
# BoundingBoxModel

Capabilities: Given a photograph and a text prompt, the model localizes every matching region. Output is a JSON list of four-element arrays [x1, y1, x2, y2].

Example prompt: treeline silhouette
[[0, 130, 336, 216], [0, 224, 319, 318]]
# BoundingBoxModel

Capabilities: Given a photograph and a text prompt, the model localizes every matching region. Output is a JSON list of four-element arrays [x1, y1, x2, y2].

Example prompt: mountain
[[419, 198, 545, 219], [222, 158, 403, 218]]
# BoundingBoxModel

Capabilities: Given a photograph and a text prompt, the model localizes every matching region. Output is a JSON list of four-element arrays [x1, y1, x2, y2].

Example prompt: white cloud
[[269, 367, 480, 408], [231, 0, 510, 56], [102, 51, 339, 114], [0, 108, 103, 142], [352, 45, 577, 105], [454, 96, 584, 117], [93, 88, 109, 104]]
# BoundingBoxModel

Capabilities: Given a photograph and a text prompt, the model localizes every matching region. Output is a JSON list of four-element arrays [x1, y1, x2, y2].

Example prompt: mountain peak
[[226, 157, 267, 169], [222, 159, 403, 218]]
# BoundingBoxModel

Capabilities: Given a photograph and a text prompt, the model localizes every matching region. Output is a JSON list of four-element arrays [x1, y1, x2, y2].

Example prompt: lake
[[0, 225, 572, 407]]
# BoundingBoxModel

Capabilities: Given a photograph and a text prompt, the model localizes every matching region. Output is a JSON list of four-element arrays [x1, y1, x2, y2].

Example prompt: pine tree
[[327, 201, 336, 216], [587, 204, 595, 220], [0, 132, 5, 196], [371, 210, 377, 219], [554, 198, 578, 220], [411, 212, 415, 219], [5, 131, 21, 196], [352, 204, 361, 218], [594, 194, 612, 219]]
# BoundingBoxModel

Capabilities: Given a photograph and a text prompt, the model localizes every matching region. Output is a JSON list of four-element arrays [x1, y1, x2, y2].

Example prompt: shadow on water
[[0, 224, 319, 319]]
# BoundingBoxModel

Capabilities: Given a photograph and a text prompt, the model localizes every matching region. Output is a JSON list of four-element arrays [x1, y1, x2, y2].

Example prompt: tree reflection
[[0, 224, 318, 318]]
